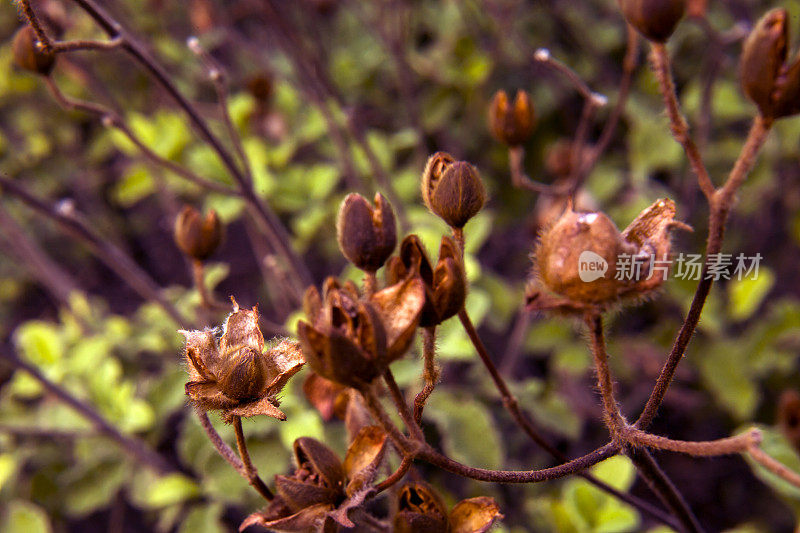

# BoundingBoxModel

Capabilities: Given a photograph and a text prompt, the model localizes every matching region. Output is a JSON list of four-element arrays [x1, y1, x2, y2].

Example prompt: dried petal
[[303, 372, 347, 422], [370, 276, 425, 362], [394, 482, 450, 533], [449, 497, 503, 533], [488, 89, 536, 146], [294, 437, 346, 491], [343, 426, 387, 494], [240, 501, 332, 532], [275, 475, 341, 512]]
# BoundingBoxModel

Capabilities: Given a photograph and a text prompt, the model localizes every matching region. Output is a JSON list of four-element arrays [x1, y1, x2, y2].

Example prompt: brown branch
[[382, 369, 425, 443], [195, 409, 246, 476], [52, 37, 124, 52], [374, 456, 413, 494], [413, 326, 438, 423], [586, 314, 626, 436], [626, 427, 760, 457]]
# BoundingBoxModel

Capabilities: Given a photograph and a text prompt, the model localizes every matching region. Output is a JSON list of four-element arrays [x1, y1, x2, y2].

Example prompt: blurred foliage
[[0, 0, 799, 532]]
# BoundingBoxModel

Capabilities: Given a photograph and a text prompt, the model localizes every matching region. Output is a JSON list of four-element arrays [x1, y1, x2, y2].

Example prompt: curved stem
[[626, 427, 760, 457], [382, 369, 425, 442], [413, 326, 438, 423], [374, 456, 413, 493], [586, 314, 626, 435], [232, 416, 275, 501]]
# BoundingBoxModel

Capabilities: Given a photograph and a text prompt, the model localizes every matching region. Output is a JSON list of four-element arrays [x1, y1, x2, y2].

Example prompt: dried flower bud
[[740, 8, 800, 120], [174, 205, 223, 261], [12, 26, 55, 76], [336, 193, 397, 272], [619, 0, 687, 43], [488, 89, 536, 146], [394, 483, 450, 533], [246, 72, 274, 103], [422, 152, 486, 228]]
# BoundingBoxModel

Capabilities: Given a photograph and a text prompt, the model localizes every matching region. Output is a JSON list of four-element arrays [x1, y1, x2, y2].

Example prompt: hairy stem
[[382, 369, 426, 442], [232, 416, 275, 501], [413, 326, 438, 423]]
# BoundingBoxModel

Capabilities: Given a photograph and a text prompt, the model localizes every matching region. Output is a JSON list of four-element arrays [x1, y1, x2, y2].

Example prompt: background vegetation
[[1, 0, 800, 531]]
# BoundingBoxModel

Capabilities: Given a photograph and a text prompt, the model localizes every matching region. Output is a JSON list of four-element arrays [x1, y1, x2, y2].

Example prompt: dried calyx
[[297, 276, 425, 389], [488, 89, 536, 146], [12, 26, 55, 76], [422, 152, 486, 229], [181, 299, 304, 421], [529, 198, 690, 313], [241, 426, 387, 532], [394, 482, 503, 533], [740, 8, 800, 120], [336, 192, 397, 272], [174, 205, 224, 261], [387, 234, 467, 327], [619, 0, 686, 43]]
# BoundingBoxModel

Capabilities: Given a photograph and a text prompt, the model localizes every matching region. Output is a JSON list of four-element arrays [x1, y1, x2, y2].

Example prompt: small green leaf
[[729, 268, 775, 321], [0, 501, 52, 533], [15, 321, 63, 366], [140, 474, 200, 508], [112, 164, 154, 206]]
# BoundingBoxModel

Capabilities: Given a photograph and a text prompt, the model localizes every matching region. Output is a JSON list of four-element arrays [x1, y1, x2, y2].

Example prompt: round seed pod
[[488, 89, 536, 146], [421, 152, 486, 229], [619, 0, 687, 43], [12, 26, 55, 76], [174, 205, 224, 261], [336, 192, 397, 272]]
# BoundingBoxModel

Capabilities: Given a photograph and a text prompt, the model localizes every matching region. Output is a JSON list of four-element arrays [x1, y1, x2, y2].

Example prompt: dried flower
[[422, 152, 486, 229], [174, 205, 224, 261], [302, 372, 348, 422], [12, 26, 55, 76], [619, 0, 687, 43], [298, 276, 424, 389], [336, 193, 397, 272], [394, 482, 503, 533], [241, 427, 387, 532], [531, 198, 689, 311], [488, 89, 536, 146], [387, 234, 467, 327], [740, 8, 800, 120], [181, 299, 304, 421]]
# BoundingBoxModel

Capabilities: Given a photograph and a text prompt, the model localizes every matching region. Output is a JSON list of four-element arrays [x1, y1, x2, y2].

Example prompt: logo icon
[[578, 251, 608, 282]]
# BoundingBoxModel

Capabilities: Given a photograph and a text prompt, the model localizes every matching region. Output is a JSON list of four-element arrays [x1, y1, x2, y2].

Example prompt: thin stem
[[0, 175, 188, 326], [195, 409, 246, 476], [625, 427, 760, 457], [52, 37, 124, 52], [416, 442, 618, 483], [627, 446, 705, 533], [748, 438, 800, 489], [567, 97, 602, 198], [382, 369, 425, 443], [364, 271, 378, 298], [586, 314, 626, 436], [191, 259, 227, 311], [508, 146, 569, 194], [17, 0, 53, 52], [635, 115, 772, 430], [649, 43, 715, 200], [359, 387, 413, 455], [3, 352, 177, 474], [374, 456, 413, 493], [232, 416, 275, 501], [534, 48, 607, 106], [414, 326, 438, 423]]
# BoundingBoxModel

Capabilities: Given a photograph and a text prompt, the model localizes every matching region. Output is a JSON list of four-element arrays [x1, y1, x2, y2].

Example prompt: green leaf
[[591, 456, 636, 492], [137, 474, 200, 508], [112, 164, 155, 206], [729, 268, 775, 321], [0, 454, 17, 490], [0, 501, 52, 533], [179, 504, 226, 533], [742, 425, 800, 501], [425, 390, 503, 468], [15, 321, 63, 366]]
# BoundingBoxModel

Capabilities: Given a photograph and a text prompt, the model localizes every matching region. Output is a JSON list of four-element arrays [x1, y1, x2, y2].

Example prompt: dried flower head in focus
[[422, 152, 486, 229], [337, 192, 397, 272]]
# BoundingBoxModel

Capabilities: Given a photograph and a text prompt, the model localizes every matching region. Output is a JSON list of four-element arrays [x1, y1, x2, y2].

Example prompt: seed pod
[[394, 483, 450, 533], [422, 152, 486, 228], [336, 193, 397, 272], [536, 208, 636, 304], [740, 8, 800, 120], [488, 89, 536, 146], [246, 72, 274, 103], [12, 26, 55, 76], [173, 205, 224, 260], [619, 0, 687, 43], [778, 390, 800, 452]]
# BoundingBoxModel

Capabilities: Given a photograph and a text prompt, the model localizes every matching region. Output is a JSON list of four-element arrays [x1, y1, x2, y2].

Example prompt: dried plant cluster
[[4, 0, 800, 532]]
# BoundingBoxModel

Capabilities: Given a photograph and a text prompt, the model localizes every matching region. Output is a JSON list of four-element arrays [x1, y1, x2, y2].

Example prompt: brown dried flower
[[241, 427, 387, 532], [394, 482, 503, 533], [531, 198, 690, 312], [12, 26, 55, 76], [174, 205, 224, 261], [619, 0, 686, 43], [387, 234, 467, 327], [297, 276, 425, 389], [422, 152, 486, 229], [181, 299, 304, 421], [488, 89, 536, 146], [336, 192, 397, 272], [740, 8, 800, 120]]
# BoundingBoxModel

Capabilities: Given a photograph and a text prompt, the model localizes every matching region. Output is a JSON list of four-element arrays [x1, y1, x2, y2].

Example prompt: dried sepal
[[12, 26, 55, 76], [240, 501, 332, 532], [369, 275, 426, 363], [174, 205, 224, 260], [303, 372, 348, 422], [336, 192, 397, 272], [394, 482, 450, 533], [422, 152, 486, 228], [619, 0, 687, 43], [180, 300, 303, 421], [343, 426, 387, 495], [488, 89, 536, 146], [449, 497, 504, 533]]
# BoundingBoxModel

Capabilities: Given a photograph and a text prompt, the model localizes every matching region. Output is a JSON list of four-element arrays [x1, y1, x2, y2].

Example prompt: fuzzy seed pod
[[174, 205, 224, 261], [740, 8, 800, 120], [422, 152, 486, 228], [619, 0, 687, 43], [488, 89, 536, 146], [336, 193, 397, 272], [12, 26, 55, 76]]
